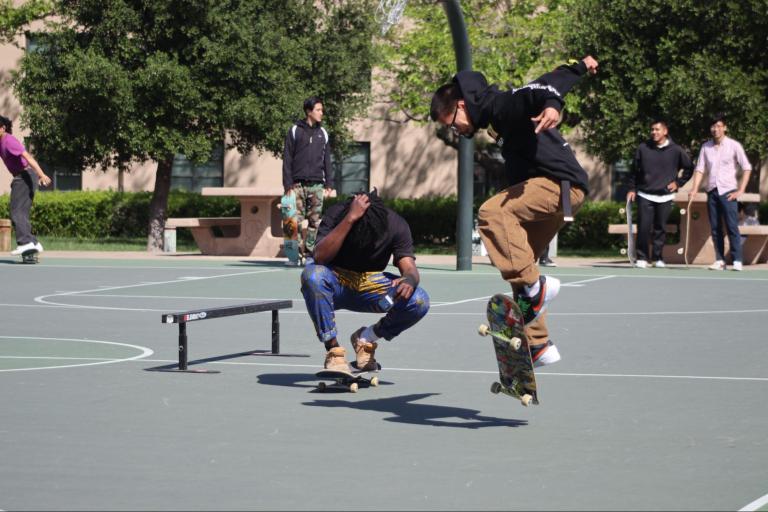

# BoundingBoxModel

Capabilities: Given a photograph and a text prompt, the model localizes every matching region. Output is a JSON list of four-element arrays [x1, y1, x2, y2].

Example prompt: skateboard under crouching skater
[[315, 362, 381, 393]]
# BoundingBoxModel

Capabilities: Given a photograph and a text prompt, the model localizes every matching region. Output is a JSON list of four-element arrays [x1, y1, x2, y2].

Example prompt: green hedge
[[1, 190, 765, 249], [0, 190, 239, 241]]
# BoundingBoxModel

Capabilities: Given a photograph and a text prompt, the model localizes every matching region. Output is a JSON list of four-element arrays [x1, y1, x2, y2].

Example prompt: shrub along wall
[[0, 191, 765, 249], [0, 190, 239, 242]]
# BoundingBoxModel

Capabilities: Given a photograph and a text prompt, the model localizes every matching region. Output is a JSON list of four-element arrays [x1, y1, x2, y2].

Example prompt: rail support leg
[[271, 310, 280, 354]]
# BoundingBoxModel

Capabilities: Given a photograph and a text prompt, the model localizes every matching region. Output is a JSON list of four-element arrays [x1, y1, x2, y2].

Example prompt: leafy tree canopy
[[379, 0, 573, 125], [13, 0, 376, 250], [0, 0, 52, 44], [566, 0, 768, 167], [14, 0, 376, 170]]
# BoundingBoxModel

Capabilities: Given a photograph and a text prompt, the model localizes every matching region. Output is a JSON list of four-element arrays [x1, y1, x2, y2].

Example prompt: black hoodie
[[629, 138, 693, 195], [282, 119, 333, 189], [452, 61, 590, 193]]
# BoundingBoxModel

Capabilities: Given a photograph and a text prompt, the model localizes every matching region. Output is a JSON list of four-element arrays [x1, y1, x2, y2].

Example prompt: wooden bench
[[0, 219, 11, 252], [738, 225, 768, 265], [155, 300, 297, 373], [163, 217, 241, 253], [607, 224, 678, 235]]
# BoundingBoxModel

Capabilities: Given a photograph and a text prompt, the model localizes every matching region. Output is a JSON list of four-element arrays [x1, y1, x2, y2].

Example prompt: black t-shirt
[[315, 204, 415, 271]]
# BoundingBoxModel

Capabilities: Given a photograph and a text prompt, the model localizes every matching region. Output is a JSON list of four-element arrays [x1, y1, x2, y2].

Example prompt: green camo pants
[[292, 182, 325, 256]]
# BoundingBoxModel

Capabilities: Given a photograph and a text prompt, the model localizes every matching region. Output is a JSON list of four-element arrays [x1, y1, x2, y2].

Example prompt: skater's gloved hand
[[345, 193, 370, 223]]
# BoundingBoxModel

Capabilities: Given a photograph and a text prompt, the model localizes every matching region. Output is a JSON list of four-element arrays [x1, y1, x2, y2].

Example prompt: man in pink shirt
[[689, 113, 752, 271], [0, 115, 52, 255]]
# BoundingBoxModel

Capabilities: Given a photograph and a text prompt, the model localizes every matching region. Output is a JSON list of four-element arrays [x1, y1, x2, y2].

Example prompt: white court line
[[33, 268, 280, 311], [133, 358, 768, 382], [0, 356, 117, 361], [0, 263, 288, 271], [562, 275, 616, 286], [740, 493, 768, 511], [0, 336, 153, 372], [1, 301, 767, 318]]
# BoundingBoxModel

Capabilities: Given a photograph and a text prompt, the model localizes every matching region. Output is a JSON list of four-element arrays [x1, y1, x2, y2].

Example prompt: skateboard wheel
[[620, 248, 627, 255], [680, 208, 686, 215], [317, 382, 327, 392], [510, 337, 522, 351], [478, 324, 490, 336], [520, 394, 532, 407], [349, 382, 359, 393], [490, 382, 502, 394], [677, 248, 684, 255], [619, 208, 625, 214], [370, 376, 379, 387]]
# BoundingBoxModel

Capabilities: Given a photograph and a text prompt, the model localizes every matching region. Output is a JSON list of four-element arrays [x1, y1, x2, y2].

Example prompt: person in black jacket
[[282, 97, 335, 263], [430, 56, 598, 367], [627, 120, 693, 268]]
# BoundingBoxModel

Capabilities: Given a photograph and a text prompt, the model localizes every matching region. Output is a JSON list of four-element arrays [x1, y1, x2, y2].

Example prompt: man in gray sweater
[[627, 120, 694, 268]]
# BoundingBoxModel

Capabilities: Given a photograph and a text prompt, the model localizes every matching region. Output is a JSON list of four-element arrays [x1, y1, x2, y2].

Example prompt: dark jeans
[[636, 195, 672, 261], [10, 170, 38, 245], [706, 189, 741, 263]]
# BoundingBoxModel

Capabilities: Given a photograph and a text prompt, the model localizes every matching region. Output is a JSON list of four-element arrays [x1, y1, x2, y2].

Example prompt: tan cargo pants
[[477, 176, 585, 347]]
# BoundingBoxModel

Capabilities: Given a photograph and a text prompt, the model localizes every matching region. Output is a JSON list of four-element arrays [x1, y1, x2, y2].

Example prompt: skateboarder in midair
[[301, 189, 430, 372], [430, 56, 598, 367], [0, 115, 51, 257]]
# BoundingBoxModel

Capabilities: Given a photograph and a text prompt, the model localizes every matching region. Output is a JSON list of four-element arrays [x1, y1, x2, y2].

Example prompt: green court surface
[[1, 255, 767, 510]]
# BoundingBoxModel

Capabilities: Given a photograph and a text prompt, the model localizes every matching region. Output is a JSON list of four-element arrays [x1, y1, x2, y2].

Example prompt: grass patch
[[38, 237, 200, 252]]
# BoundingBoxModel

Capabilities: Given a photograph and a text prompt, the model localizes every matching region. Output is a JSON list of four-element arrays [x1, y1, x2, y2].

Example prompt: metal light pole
[[442, 0, 474, 271]]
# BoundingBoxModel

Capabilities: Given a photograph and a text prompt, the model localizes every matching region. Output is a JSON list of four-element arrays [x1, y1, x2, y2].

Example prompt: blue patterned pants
[[300, 264, 430, 343]]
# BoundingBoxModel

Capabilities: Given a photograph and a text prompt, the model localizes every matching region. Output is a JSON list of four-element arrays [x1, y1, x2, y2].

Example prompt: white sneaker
[[634, 260, 648, 268], [517, 275, 560, 325], [653, 260, 665, 268], [708, 260, 725, 271], [34, 242, 44, 253], [732, 261, 743, 271], [11, 242, 36, 255], [532, 341, 561, 368]]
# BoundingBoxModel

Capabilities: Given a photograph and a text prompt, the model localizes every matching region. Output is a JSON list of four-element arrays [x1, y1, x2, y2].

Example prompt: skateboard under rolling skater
[[478, 293, 538, 406], [618, 198, 636, 264], [20, 248, 39, 264], [315, 362, 381, 393]]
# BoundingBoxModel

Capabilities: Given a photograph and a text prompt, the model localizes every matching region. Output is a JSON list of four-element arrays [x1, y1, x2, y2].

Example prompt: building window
[[25, 32, 42, 53], [331, 142, 370, 195], [171, 143, 224, 192], [35, 164, 82, 192]]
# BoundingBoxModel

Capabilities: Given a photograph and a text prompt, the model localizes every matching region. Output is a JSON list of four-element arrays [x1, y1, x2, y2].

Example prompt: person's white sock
[[360, 326, 380, 343], [524, 279, 541, 297]]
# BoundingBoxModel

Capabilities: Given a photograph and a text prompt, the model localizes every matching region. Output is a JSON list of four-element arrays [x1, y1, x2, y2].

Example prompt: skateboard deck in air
[[478, 293, 538, 406]]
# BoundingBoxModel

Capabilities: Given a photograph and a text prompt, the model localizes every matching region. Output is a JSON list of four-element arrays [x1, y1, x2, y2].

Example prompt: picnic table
[[166, 187, 284, 257], [608, 192, 766, 265]]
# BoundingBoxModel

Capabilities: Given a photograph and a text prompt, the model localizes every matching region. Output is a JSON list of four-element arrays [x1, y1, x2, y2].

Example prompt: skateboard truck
[[21, 249, 39, 264]]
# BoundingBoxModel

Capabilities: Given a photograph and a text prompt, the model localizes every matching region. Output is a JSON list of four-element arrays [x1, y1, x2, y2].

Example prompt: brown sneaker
[[350, 327, 378, 371], [323, 347, 351, 373]]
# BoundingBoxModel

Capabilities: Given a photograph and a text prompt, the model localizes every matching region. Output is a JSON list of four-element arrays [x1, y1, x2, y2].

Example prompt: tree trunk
[[146, 157, 173, 252]]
